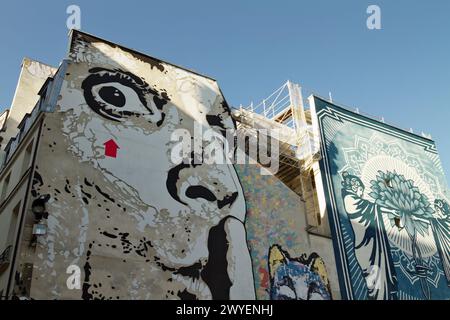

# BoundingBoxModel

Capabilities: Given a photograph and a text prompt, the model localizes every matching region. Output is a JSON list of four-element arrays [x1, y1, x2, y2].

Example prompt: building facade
[[0, 30, 448, 300]]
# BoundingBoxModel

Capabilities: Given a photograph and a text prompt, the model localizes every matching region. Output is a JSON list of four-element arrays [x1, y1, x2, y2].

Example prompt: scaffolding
[[233, 80, 320, 172], [232, 81, 323, 227]]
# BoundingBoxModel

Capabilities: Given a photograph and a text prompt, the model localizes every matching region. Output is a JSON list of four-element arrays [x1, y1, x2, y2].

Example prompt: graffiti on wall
[[312, 96, 450, 300], [235, 163, 336, 300], [268, 245, 331, 300]]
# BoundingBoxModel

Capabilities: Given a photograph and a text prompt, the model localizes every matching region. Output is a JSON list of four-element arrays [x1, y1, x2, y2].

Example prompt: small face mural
[[268, 245, 331, 300], [31, 33, 255, 300]]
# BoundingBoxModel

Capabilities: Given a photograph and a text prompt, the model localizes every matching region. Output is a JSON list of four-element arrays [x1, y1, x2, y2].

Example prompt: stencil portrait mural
[[27, 31, 255, 300], [311, 96, 450, 300]]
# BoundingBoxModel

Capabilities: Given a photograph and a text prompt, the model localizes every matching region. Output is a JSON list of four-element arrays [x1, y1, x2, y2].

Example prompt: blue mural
[[312, 96, 450, 300]]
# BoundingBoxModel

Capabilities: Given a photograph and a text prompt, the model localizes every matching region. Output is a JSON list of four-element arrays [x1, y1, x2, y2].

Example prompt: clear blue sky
[[1, 0, 449, 185]]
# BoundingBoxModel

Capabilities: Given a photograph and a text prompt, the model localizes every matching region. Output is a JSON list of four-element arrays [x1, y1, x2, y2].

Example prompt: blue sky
[[0, 0, 449, 185]]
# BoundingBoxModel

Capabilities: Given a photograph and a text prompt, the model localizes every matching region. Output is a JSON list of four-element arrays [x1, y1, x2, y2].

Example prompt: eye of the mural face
[[90, 82, 144, 117], [82, 68, 167, 124], [98, 86, 126, 108]]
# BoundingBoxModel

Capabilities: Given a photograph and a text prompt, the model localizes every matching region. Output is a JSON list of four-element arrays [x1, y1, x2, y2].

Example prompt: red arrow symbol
[[104, 139, 120, 158]]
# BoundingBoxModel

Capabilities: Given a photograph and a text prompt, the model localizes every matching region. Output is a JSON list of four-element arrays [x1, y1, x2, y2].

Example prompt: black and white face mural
[[30, 34, 255, 300]]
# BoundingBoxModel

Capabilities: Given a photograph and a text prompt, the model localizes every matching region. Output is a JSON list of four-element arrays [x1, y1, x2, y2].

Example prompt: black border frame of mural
[[312, 95, 448, 300]]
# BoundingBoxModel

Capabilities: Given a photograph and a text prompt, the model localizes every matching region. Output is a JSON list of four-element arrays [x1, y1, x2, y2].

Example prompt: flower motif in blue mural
[[369, 170, 434, 238]]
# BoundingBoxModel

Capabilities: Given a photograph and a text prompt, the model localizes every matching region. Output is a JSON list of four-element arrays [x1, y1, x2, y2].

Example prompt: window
[[0, 172, 11, 203], [21, 140, 33, 176], [6, 202, 21, 246]]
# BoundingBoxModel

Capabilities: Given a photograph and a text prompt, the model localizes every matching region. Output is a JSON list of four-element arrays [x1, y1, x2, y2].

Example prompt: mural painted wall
[[24, 32, 255, 300], [236, 163, 338, 300], [311, 96, 450, 300], [13, 31, 338, 300]]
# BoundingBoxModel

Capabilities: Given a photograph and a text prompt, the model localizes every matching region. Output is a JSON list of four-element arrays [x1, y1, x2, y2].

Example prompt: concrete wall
[[10, 31, 339, 300], [0, 58, 55, 150]]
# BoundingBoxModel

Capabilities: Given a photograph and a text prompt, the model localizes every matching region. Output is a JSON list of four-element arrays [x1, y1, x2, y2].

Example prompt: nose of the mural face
[[184, 185, 238, 207], [166, 161, 246, 221]]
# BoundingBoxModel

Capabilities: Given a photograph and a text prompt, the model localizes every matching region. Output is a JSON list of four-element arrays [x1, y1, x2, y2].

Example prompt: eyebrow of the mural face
[[68, 30, 217, 82]]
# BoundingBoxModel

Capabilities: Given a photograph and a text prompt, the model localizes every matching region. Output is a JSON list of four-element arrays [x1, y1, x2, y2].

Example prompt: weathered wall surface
[[311, 96, 450, 300], [13, 31, 338, 300]]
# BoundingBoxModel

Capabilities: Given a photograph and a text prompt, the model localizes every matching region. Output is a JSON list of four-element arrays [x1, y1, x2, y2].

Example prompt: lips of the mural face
[[81, 68, 167, 125]]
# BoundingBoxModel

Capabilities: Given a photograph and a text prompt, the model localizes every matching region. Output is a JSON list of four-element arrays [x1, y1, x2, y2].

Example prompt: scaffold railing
[[234, 81, 321, 173]]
